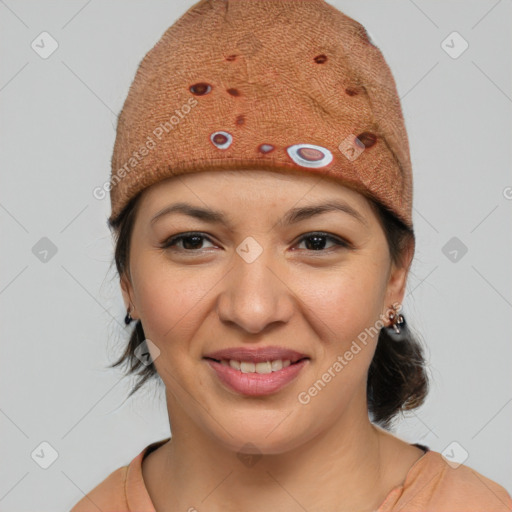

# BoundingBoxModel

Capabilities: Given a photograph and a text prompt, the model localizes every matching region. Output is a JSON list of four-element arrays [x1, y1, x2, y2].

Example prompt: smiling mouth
[[204, 357, 309, 374]]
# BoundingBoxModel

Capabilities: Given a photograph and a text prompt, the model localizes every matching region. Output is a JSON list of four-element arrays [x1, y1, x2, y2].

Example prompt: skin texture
[[120, 169, 421, 512]]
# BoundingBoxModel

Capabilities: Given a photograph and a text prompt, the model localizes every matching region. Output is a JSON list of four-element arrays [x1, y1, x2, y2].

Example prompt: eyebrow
[[150, 200, 368, 228]]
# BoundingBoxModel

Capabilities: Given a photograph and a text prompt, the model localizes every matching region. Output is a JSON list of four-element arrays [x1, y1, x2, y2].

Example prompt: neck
[[146, 397, 397, 512]]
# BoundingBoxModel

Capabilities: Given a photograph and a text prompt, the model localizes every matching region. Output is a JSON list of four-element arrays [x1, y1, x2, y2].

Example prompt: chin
[[204, 412, 317, 456]]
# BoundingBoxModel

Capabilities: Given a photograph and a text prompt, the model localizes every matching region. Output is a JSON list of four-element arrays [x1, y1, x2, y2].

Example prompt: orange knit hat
[[108, 0, 413, 230]]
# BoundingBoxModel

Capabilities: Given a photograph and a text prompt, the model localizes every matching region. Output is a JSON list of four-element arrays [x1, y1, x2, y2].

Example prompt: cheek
[[299, 260, 387, 346], [130, 254, 221, 364], [137, 282, 201, 340], [294, 266, 386, 415], [130, 254, 185, 336]]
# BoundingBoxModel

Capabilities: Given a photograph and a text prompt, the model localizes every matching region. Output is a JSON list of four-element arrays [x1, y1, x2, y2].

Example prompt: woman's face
[[121, 169, 412, 454]]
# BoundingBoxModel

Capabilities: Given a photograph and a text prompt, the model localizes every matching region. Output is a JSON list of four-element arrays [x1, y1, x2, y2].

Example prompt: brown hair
[[107, 190, 429, 430]]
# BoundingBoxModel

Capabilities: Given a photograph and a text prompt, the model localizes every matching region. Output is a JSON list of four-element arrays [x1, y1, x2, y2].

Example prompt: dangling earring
[[124, 306, 133, 325], [384, 304, 407, 342]]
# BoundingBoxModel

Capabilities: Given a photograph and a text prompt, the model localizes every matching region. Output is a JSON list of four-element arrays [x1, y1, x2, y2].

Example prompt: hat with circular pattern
[[108, 0, 413, 230]]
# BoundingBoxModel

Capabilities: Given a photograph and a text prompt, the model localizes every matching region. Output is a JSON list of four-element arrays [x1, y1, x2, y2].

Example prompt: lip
[[205, 358, 309, 396], [203, 346, 308, 364]]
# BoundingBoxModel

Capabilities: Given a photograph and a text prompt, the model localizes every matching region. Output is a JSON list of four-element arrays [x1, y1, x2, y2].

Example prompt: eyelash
[[159, 231, 351, 253]]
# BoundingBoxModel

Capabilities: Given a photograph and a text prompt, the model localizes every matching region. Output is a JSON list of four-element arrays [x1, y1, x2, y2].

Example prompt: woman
[[71, 0, 512, 510]]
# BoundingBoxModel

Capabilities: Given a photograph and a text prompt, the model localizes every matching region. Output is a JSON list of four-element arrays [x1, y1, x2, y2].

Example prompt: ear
[[120, 272, 139, 320], [383, 236, 415, 313]]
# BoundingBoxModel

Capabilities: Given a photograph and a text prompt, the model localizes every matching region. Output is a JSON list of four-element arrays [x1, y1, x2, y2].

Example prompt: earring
[[384, 305, 407, 342], [124, 306, 133, 325]]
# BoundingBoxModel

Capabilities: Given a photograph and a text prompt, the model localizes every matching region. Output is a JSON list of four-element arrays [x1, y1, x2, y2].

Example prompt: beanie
[[108, 0, 413, 231]]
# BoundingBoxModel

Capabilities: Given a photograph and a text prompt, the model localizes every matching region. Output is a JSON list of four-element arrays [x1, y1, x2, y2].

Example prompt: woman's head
[[108, 168, 428, 452], [106, 0, 427, 451]]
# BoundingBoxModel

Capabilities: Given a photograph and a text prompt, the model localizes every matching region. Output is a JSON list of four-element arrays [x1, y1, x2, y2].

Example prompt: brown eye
[[295, 233, 350, 252], [160, 233, 215, 251]]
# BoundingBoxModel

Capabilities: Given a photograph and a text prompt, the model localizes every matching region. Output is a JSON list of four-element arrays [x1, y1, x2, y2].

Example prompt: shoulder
[[69, 465, 129, 512], [69, 438, 170, 512], [387, 450, 512, 511]]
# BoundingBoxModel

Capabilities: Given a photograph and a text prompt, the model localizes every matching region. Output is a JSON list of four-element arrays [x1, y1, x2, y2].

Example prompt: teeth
[[271, 360, 283, 371], [240, 361, 256, 373], [229, 360, 241, 370], [255, 361, 272, 374], [222, 359, 295, 373]]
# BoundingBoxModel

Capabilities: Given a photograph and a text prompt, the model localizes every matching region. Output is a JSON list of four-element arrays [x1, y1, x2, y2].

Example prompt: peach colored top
[[70, 438, 512, 512]]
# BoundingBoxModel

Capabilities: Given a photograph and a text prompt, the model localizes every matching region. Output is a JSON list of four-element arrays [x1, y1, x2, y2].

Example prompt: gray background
[[1, 1, 511, 510]]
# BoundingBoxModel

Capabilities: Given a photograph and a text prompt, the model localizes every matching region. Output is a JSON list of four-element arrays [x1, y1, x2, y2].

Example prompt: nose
[[216, 248, 295, 335]]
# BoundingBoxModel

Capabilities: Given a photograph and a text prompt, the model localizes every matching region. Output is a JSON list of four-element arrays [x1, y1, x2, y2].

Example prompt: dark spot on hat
[[258, 143, 274, 154], [190, 82, 212, 95], [355, 132, 377, 149], [213, 133, 228, 144], [226, 54, 237, 61], [210, 131, 233, 149], [236, 114, 245, 125], [287, 144, 333, 168], [345, 88, 358, 96], [314, 54, 328, 64], [227, 88, 240, 96], [297, 147, 324, 161]]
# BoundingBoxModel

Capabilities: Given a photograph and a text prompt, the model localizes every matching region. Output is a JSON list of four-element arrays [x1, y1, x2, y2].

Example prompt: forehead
[[129, 170, 379, 239], [138, 169, 371, 211]]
